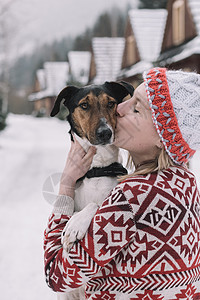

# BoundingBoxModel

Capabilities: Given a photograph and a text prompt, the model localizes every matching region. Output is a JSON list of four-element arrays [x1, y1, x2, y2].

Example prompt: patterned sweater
[[44, 166, 200, 299]]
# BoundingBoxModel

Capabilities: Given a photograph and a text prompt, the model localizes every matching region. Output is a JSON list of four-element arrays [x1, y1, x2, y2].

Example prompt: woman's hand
[[59, 137, 96, 197]]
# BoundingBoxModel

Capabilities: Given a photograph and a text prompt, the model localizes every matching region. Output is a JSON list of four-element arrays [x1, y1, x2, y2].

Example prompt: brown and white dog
[[50, 81, 134, 300]]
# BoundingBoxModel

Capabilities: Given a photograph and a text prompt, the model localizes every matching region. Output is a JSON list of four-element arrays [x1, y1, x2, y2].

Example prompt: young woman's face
[[114, 82, 160, 163]]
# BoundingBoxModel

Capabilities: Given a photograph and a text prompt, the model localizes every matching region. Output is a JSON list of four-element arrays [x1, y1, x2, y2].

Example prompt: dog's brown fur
[[51, 81, 134, 300], [72, 92, 118, 144], [50, 81, 134, 146]]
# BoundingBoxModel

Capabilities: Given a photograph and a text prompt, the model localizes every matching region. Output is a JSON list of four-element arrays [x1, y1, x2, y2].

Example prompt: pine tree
[[138, 0, 168, 9], [10, 6, 128, 96], [73, 29, 92, 51], [93, 13, 112, 37]]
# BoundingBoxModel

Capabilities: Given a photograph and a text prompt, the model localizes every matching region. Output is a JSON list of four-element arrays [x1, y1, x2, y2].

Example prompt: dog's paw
[[62, 203, 98, 252]]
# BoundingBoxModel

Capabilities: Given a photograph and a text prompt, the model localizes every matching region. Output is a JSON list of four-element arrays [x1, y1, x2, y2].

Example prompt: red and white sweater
[[44, 166, 200, 299]]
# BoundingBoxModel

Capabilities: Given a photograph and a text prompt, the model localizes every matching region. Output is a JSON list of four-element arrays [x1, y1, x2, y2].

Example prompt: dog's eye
[[79, 103, 89, 110], [107, 101, 116, 109]]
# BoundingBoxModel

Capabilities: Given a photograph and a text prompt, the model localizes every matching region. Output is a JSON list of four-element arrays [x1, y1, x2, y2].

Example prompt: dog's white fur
[[57, 133, 121, 300], [62, 133, 119, 249]]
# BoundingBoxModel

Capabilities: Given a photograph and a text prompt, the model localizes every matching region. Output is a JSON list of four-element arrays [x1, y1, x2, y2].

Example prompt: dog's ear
[[104, 81, 134, 103], [119, 81, 134, 97], [50, 86, 80, 117]]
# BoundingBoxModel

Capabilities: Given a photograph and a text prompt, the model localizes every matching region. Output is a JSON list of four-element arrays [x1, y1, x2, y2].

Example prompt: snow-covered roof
[[92, 37, 125, 84], [188, 0, 200, 36], [159, 0, 200, 66], [118, 61, 153, 79], [28, 62, 69, 101], [129, 9, 168, 62], [159, 35, 200, 66], [68, 51, 91, 85], [36, 69, 46, 90]]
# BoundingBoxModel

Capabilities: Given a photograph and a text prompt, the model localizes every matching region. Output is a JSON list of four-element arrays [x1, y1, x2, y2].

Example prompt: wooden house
[[29, 69, 46, 115], [68, 51, 91, 86], [89, 37, 125, 84], [28, 62, 69, 116], [158, 0, 200, 73], [118, 9, 168, 87]]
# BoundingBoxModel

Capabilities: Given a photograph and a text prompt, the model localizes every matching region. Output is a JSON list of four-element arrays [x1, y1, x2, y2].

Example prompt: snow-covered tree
[[0, 0, 19, 128], [138, 0, 168, 9]]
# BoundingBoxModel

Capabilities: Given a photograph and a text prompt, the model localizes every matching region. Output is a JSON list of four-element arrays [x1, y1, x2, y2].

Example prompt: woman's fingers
[[71, 137, 96, 162], [70, 140, 86, 160], [66, 137, 96, 181], [82, 146, 96, 164]]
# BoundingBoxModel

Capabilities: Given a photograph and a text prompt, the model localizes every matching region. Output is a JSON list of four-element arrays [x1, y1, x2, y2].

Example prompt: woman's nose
[[117, 100, 130, 117]]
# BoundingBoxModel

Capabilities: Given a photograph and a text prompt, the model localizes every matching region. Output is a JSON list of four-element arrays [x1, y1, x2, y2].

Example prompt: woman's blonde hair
[[119, 147, 176, 182]]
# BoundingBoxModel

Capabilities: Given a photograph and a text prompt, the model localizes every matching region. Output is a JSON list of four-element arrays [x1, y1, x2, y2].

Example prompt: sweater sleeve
[[44, 185, 136, 292]]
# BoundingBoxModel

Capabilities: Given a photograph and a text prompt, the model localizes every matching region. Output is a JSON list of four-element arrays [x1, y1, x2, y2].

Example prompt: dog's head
[[50, 81, 134, 145]]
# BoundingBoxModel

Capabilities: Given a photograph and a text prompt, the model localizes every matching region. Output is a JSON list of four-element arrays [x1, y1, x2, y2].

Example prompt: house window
[[126, 35, 136, 66], [172, 0, 185, 45]]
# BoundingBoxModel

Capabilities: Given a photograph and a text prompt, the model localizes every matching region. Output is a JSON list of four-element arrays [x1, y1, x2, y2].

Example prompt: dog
[[50, 81, 134, 300]]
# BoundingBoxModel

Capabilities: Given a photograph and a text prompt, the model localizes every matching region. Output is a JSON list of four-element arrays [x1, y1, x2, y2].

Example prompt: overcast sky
[[3, 0, 138, 58]]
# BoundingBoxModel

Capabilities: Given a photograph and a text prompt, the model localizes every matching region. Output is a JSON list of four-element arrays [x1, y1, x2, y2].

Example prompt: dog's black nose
[[96, 127, 112, 144]]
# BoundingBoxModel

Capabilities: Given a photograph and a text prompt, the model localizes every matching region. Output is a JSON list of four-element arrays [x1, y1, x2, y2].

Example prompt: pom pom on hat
[[143, 67, 200, 165]]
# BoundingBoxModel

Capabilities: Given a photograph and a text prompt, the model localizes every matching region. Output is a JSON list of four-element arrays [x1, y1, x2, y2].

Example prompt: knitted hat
[[143, 67, 200, 165]]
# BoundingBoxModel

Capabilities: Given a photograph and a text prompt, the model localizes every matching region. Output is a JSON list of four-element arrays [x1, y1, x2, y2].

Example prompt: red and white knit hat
[[143, 67, 200, 165]]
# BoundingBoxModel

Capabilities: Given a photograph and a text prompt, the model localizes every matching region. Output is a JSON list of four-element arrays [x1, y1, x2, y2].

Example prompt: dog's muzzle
[[95, 118, 113, 145], [96, 127, 112, 144]]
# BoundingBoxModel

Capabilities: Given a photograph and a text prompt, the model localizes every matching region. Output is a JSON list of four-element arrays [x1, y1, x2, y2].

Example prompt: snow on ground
[[0, 114, 199, 300], [0, 114, 70, 300]]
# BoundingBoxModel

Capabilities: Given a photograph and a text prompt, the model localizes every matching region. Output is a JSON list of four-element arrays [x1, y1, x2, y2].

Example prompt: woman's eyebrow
[[135, 97, 141, 103], [134, 97, 141, 106], [132, 99, 139, 108], [135, 96, 149, 111], [134, 89, 142, 102]]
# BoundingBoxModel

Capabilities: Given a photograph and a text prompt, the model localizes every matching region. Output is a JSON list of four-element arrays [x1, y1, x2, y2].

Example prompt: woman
[[44, 68, 200, 299]]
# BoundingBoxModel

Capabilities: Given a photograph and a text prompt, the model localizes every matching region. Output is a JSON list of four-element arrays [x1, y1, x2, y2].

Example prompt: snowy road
[[0, 114, 70, 300], [0, 114, 199, 300]]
